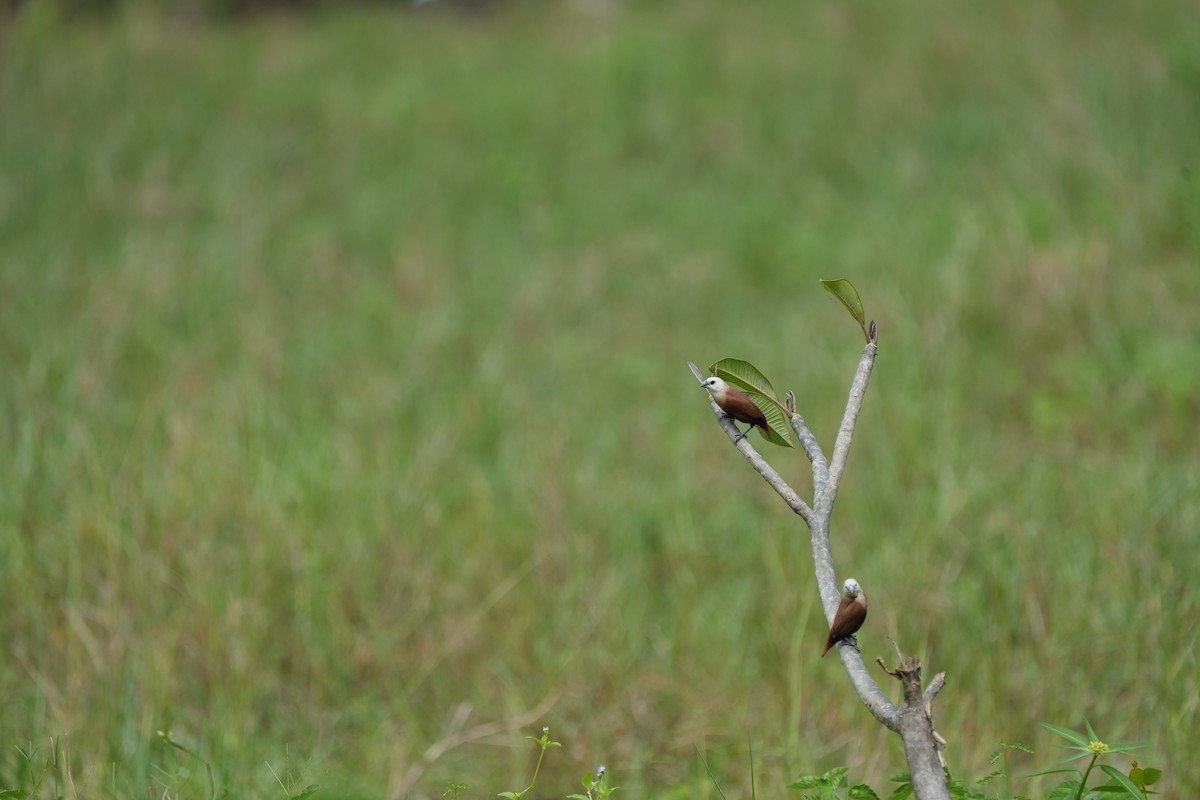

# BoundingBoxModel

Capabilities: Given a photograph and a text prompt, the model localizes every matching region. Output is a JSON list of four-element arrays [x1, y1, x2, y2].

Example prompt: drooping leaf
[[820, 278, 868, 340], [786, 774, 825, 789], [885, 784, 914, 800], [708, 358, 794, 447], [748, 391, 795, 447]]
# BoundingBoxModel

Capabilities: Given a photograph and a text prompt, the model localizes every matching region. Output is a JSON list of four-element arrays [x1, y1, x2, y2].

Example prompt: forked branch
[[692, 329, 950, 800]]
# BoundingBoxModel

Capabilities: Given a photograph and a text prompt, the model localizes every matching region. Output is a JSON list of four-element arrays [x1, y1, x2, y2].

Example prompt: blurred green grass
[[2, 1, 1198, 797]]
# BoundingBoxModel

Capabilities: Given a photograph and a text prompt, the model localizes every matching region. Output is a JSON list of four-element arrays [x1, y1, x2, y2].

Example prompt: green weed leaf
[[293, 786, 320, 800], [786, 774, 824, 789], [1028, 769, 1078, 778], [820, 278, 868, 340], [821, 766, 850, 787], [1101, 765, 1148, 799], [1129, 767, 1162, 786], [1041, 723, 1090, 747], [976, 770, 1002, 784], [1046, 779, 1082, 800], [885, 785, 914, 800], [850, 784, 882, 800]]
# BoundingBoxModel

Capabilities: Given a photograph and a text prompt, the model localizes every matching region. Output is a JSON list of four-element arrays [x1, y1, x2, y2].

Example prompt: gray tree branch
[[708, 398, 814, 525], [692, 332, 950, 800]]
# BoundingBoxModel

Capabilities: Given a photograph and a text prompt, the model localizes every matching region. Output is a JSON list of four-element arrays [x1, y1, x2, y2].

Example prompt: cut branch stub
[[708, 358, 794, 447]]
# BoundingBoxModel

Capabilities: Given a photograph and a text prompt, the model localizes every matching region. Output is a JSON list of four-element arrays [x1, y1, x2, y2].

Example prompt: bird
[[700, 376, 769, 443], [822, 578, 868, 657]]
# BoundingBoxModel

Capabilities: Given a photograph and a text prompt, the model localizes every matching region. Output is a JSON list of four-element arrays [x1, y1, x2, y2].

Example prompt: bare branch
[[789, 412, 828, 490], [709, 399, 813, 524], [818, 341, 877, 516], [882, 657, 951, 800]]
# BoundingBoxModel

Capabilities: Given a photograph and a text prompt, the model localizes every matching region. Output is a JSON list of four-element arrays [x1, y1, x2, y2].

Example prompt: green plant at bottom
[[1031, 720, 1158, 800], [786, 720, 1163, 800]]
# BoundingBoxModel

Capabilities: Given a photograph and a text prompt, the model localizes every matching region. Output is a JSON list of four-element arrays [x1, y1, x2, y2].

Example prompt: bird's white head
[[700, 376, 728, 395], [843, 578, 861, 596]]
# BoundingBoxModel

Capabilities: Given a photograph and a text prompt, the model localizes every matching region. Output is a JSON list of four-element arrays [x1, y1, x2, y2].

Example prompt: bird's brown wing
[[821, 593, 868, 656], [721, 386, 769, 429]]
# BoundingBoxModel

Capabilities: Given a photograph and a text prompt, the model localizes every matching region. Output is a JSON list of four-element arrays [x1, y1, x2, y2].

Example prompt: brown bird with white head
[[700, 376, 769, 443], [822, 578, 868, 656]]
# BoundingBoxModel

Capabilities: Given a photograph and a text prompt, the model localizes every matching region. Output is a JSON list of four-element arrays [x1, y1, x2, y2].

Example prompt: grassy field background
[[2, 2, 1198, 797]]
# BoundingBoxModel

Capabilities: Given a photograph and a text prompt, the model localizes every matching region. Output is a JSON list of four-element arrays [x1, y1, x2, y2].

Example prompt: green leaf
[[820, 278, 868, 340], [1028, 769, 1080, 778], [749, 739, 757, 800], [747, 390, 794, 446], [709, 358, 782, 401], [1103, 743, 1148, 755], [1132, 767, 1162, 786], [1042, 723, 1091, 747], [708, 358, 794, 447], [1100, 765, 1147, 799], [885, 785, 914, 800], [1047, 779, 1082, 800], [1084, 719, 1100, 744], [976, 770, 1002, 785], [498, 793, 521, 799], [888, 773, 912, 783], [293, 786, 321, 800], [850, 784, 882, 800], [787, 775, 825, 789], [0, 790, 21, 799], [821, 767, 850, 787]]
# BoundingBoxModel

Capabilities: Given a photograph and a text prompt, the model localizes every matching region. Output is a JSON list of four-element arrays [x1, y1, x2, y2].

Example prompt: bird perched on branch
[[700, 376, 768, 443], [822, 578, 868, 656]]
